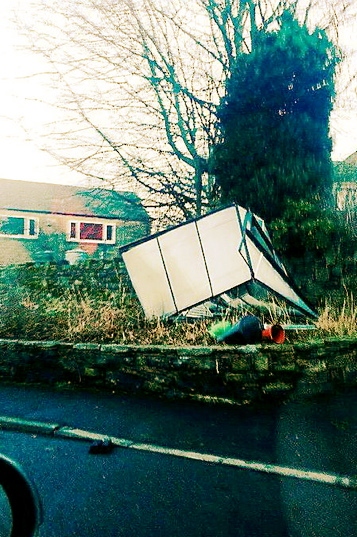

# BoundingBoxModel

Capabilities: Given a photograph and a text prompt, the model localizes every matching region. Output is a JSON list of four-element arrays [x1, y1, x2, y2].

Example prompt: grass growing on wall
[[0, 274, 356, 344], [316, 292, 357, 337], [0, 290, 212, 345]]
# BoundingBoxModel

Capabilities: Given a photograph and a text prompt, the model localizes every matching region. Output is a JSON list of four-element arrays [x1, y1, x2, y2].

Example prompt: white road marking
[[56, 426, 357, 490], [2, 417, 356, 490]]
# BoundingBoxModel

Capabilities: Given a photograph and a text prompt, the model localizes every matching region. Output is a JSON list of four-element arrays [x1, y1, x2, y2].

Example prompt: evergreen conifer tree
[[211, 12, 340, 223]]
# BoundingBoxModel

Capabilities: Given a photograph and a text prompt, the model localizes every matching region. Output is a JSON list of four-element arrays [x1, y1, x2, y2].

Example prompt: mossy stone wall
[[0, 259, 131, 296], [0, 338, 356, 405]]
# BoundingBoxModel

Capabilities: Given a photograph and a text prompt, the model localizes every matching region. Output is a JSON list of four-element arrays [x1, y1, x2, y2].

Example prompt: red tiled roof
[[0, 178, 148, 222]]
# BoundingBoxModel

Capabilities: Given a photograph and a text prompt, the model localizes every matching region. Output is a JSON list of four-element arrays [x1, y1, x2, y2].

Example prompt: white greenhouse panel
[[158, 222, 211, 312], [196, 206, 251, 295], [122, 239, 176, 318], [247, 238, 316, 317], [120, 204, 317, 319]]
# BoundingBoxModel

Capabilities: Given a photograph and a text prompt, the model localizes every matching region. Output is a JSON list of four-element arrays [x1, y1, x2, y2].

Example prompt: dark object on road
[[89, 439, 114, 455]]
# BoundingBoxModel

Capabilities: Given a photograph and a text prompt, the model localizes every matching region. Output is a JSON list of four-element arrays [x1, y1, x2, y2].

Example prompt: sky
[[0, 2, 85, 185], [1, 2, 357, 187]]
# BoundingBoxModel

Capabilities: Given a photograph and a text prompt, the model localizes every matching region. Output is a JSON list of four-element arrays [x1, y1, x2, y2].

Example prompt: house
[[334, 181, 357, 212], [333, 152, 357, 215], [0, 178, 150, 265]]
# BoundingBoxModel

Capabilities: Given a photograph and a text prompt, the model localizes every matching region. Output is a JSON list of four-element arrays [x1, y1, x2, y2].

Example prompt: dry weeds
[[0, 283, 355, 343]]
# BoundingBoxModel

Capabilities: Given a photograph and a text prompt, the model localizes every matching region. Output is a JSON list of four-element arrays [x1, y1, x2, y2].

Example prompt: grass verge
[[0, 280, 356, 344]]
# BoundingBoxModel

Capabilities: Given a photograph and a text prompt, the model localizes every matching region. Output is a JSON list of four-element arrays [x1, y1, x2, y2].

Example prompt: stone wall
[[1, 253, 355, 312], [0, 338, 356, 406], [285, 253, 357, 305], [0, 259, 131, 296]]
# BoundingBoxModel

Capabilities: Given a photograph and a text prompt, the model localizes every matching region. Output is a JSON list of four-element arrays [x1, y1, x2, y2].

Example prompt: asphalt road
[[0, 383, 356, 536]]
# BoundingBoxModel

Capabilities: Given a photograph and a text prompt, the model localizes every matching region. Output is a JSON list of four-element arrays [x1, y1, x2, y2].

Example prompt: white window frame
[[67, 220, 116, 244], [0, 215, 39, 239]]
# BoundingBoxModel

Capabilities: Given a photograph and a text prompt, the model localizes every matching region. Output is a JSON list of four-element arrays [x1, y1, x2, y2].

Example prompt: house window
[[0, 216, 38, 239], [106, 225, 113, 241], [70, 222, 76, 239], [28, 219, 37, 236], [68, 221, 116, 244], [80, 222, 103, 240]]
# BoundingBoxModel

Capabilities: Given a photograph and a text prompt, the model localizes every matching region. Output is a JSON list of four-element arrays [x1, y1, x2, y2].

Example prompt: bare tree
[[16, 0, 357, 226]]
